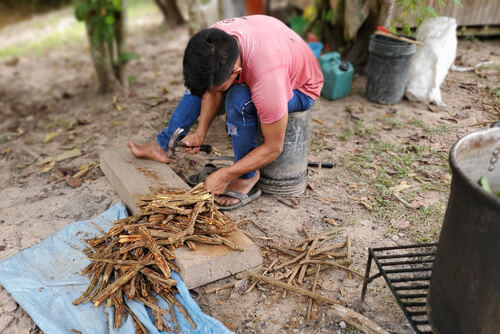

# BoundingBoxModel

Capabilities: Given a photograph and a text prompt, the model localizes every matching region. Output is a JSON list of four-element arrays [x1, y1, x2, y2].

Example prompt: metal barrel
[[257, 110, 310, 196], [428, 127, 500, 334]]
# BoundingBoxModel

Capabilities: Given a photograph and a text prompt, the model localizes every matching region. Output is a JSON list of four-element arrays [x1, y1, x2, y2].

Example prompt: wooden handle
[[375, 30, 423, 46]]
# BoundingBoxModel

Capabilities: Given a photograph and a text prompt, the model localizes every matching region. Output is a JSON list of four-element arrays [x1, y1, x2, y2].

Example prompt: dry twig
[[74, 185, 239, 331], [247, 272, 389, 334]]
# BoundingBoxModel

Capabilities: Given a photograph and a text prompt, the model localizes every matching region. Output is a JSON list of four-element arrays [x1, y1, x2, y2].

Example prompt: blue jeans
[[157, 85, 315, 179]]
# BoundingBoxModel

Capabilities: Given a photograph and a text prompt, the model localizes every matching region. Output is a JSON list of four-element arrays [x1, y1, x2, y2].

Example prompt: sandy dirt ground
[[0, 5, 499, 334]]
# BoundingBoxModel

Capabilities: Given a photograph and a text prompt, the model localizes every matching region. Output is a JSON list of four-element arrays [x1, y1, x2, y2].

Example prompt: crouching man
[[127, 15, 323, 210]]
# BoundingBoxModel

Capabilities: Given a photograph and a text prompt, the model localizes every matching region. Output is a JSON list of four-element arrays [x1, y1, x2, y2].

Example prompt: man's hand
[[182, 132, 204, 154], [178, 90, 224, 155], [126, 141, 171, 163], [204, 168, 233, 194]]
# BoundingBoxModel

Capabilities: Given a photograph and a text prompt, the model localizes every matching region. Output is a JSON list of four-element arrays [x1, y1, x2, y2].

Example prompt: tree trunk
[[217, 0, 224, 21], [115, 0, 127, 86], [187, 0, 201, 37], [86, 21, 114, 94], [154, 0, 185, 27], [84, 0, 127, 94]]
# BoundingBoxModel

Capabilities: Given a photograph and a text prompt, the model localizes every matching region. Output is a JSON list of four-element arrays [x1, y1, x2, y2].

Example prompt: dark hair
[[183, 28, 239, 97]]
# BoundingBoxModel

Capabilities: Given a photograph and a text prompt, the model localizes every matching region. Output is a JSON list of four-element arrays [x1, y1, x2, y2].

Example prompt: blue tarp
[[0, 203, 232, 334]]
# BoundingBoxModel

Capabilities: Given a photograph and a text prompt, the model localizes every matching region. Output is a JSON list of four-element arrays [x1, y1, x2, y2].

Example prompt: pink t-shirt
[[212, 15, 323, 124]]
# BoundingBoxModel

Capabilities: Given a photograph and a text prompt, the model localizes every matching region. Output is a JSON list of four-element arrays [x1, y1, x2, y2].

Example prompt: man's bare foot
[[218, 170, 260, 206], [126, 141, 171, 163]]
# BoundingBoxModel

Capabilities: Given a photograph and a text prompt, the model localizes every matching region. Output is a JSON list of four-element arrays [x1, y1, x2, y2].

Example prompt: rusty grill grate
[[360, 243, 438, 334]]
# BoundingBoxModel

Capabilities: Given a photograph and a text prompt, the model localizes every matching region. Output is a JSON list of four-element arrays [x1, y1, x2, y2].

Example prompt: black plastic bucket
[[365, 34, 416, 105], [428, 127, 500, 334], [257, 110, 310, 196]]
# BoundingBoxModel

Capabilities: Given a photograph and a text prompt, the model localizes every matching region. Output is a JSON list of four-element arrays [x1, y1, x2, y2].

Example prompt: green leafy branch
[[394, 0, 462, 36], [75, 0, 122, 46]]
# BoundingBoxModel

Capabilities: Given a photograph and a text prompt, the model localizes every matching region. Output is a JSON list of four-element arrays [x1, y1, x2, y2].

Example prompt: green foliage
[[394, 0, 463, 36], [74, 0, 123, 46], [117, 51, 139, 64], [494, 88, 500, 99], [302, 0, 340, 40]]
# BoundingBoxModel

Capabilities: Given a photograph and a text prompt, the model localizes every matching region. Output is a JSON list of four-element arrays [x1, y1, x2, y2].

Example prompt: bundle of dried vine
[[250, 229, 364, 322], [74, 184, 240, 333]]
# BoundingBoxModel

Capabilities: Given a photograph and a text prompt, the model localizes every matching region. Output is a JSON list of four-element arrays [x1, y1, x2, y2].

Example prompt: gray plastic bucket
[[257, 110, 310, 196], [365, 34, 416, 105]]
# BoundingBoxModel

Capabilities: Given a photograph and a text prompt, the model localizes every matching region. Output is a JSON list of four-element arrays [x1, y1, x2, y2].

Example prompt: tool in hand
[[167, 128, 212, 158]]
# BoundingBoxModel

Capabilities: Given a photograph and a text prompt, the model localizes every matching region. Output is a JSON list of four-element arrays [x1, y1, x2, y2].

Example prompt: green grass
[[0, 0, 159, 60], [339, 120, 371, 141], [343, 139, 449, 243], [310, 136, 327, 154], [377, 116, 403, 129], [408, 117, 452, 135]]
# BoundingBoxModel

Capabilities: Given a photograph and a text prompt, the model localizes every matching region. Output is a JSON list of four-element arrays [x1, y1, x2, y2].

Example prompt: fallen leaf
[[391, 219, 410, 230], [43, 132, 60, 143], [346, 105, 361, 113], [440, 117, 458, 124], [409, 200, 424, 210], [73, 167, 89, 179], [230, 279, 249, 298], [0, 135, 11, 143], [66, 177, 82, 188], [312, 118, 324, 125], [256, 284, 267, 292], [38, 157, 54, 166], [39, 161, 55, 173], [115, 104, 122, 112], [427, 105, 437, 112], [55, 148, 82, 162], [277, 197, 298, 208], [324, 197, 340, 203], [5, 147, 11, 154], [360, 200, 373, 211], [389, 181, 412, 193], [149, 96, 169, 107], [79, 162, 94, 170], [161, 86, 169, 94], [323, 217, 339, 226], [5, 56, 19, 66]]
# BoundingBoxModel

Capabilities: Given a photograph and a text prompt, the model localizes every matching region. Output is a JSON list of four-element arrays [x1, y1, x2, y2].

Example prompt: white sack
[[405, 17, 457, 106]]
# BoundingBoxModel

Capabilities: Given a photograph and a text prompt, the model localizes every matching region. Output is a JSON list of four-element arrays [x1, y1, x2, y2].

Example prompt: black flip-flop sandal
[[218, 186, 262, 211], [186, 163, 220, 187]]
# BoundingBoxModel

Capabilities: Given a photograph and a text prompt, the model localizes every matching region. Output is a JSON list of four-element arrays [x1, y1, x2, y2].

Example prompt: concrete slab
[[100, 148, 189, 215], [175, 229, 262, 289], [99, 148, 263, 289]]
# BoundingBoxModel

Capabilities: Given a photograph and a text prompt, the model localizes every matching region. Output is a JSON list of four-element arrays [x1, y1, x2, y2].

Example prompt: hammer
[[167, 128, 212, 158]]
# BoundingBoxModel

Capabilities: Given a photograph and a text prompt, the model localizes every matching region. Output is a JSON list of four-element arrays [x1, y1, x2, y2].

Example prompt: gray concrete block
[[99, 148, 189, 215], [99, 149, 262, 289], [175, 229, 262, 289]]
